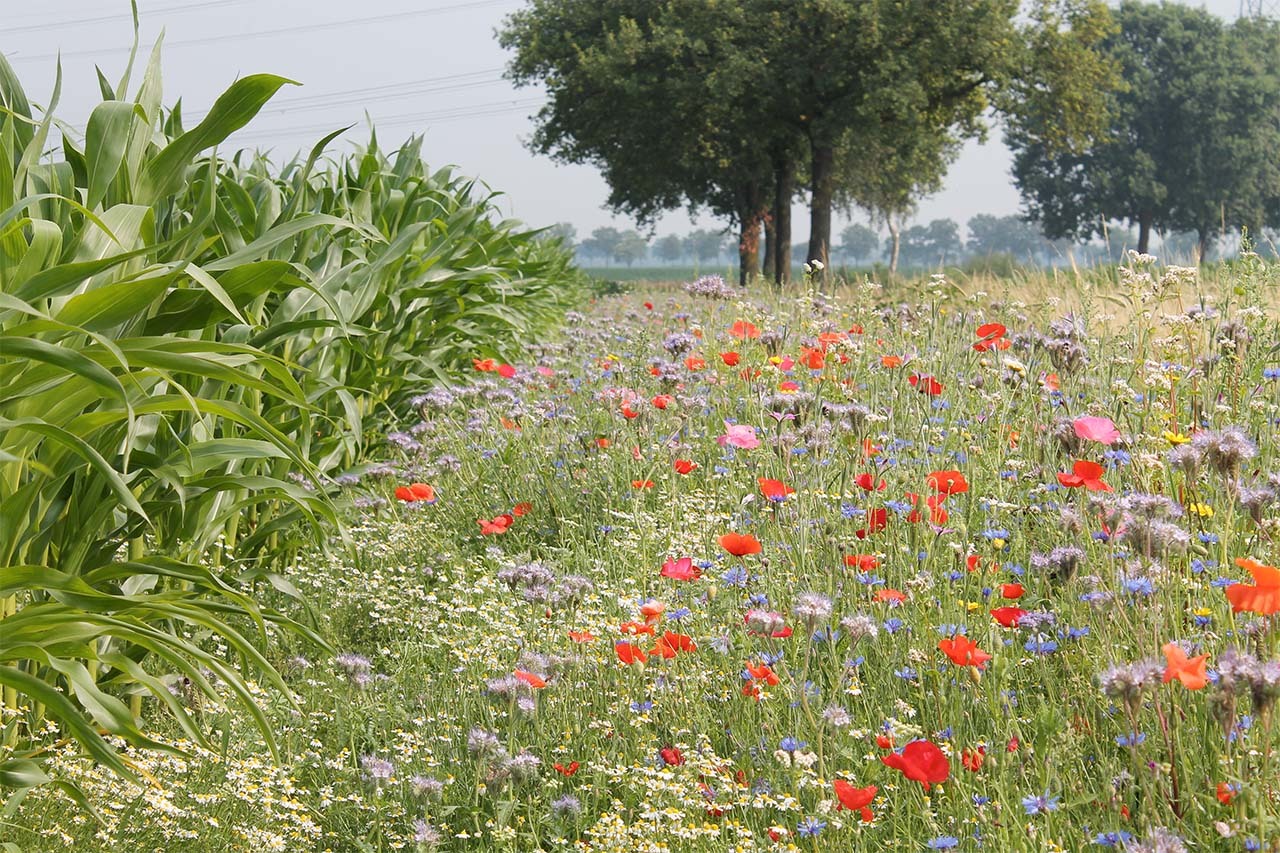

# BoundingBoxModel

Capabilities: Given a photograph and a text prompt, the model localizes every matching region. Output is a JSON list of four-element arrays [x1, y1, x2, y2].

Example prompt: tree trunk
[[1137, 211, 1153, 255], [736, 182, 764, 287], [773, 157, 793, 286], [738, 216, 761, 287], [1196, 228, 1210, 264], [807, 142, 834, 283], [762, 211, 776, 283], [888, 216, 901, 275]]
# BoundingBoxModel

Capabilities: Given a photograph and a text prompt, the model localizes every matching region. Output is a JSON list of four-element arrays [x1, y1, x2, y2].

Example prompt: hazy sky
[[8, 0, 1249, 241]]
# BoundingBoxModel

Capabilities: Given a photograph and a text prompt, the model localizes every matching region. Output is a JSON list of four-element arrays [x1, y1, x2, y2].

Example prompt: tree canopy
[[502, 0, 1117, 285], [1008, 3, 1280, 256]]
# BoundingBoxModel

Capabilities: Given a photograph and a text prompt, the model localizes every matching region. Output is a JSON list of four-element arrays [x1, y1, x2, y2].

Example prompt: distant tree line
[[503, 1, 1280, 283], [547, 213, 1250, 271]]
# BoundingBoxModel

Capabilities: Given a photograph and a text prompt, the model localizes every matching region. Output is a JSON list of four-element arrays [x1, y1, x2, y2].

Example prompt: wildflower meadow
[[9, 220, 1280, 851]]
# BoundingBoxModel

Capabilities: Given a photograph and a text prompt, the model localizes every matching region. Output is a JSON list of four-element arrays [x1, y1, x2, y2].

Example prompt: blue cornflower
[[883, 617, 905, 633], [1124, 577, 1155, 597], [894, 667, 919, 682], [928, 837, 960, 850], [841, 503, 864, 519], [668, 607, 692, 621], [1022, 790, 1060, 815], [722, 566, 749, 587], [1093, 831, 1133, 847], [1115, 732, 1145, 747], [1264, 366, 1280, 381], [779, 736, 806, 752], [630, 700, 654, 712], [1024, 635, 1059, 655], [796, 817, 826, 838]]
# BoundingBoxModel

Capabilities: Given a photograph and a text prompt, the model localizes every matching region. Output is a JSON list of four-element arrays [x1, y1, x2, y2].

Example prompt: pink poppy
[[717, 422, 760, 450], [1073, 415, 1120, 445]]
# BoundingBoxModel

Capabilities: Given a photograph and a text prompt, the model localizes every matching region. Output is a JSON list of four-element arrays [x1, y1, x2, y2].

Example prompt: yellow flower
[[1187, 502, 1213, 518], [1164, 430, 1190, 445]]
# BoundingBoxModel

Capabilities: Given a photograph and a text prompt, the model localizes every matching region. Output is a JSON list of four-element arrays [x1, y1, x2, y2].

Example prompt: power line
[[3, 1, 245, 35], [225, 98, 544, 144], [10, 0, 517, 63]]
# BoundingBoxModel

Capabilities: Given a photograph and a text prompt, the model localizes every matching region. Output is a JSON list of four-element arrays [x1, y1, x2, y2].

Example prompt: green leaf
[[140, 74, 297, 202], [84, 101, 138, 209]]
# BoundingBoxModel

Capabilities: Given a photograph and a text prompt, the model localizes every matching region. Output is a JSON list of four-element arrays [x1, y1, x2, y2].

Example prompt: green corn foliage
[[0, 40, 579, 805]]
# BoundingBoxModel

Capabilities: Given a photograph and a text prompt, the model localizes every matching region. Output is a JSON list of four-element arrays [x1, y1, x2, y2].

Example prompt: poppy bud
[[706, 584, 718, 600]]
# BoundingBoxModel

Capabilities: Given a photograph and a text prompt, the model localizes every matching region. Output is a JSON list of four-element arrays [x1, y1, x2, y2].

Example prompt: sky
[[6, 0, 1251, 243]]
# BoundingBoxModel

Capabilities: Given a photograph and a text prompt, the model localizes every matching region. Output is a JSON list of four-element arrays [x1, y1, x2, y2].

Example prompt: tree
[[686, 230, 727, 264], [501, 1, 779, 286], [543, 222, 577, 245], [966, 214, 1048, 260], [837, 129, 960, 274], [613, 230, 650, 266], [654, 234, 685, 264], [1008, 3, 1280, 257], [895, 219, 964, 269], [839, 223, 879, 264], [579, 226, 623, 265]]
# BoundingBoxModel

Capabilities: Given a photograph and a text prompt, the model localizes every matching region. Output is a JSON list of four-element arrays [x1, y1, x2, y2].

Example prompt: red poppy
[[1225, 557, 1280, 616], [685, 356, 706, 371], [730, 320, 760, 340], [719, 532, 762, 557], [881, 354, 903, 368], [477, 514, 513, 535], [514, 670, 546, 689], [473, 358, 497, 372], [880, 740, 951, 790], [660, 557, 701, 582], [833, 780, 877, 822], [962, 746, 986, 772], [874, 588, 906, 605], [567, 630, 596, 643], [927, 470, 969, 496], [909, 374, 944, 395], [844, 554, 879, 571], [965, 555, 984, 573], [1000, 583, 1024, 599], [615, 642, 648, 665], [875, 734, 895, 749], [990, 606, 1028, 628], [553, 761, 580, 776], [1057, 460, 1111, 491], [621, 403, 641, 419], [745, 661, 781, 686], [855, 472, 887, 492], [659, 746, 685, 766], [497, 363, 517, 379], [800, 347, 825, 370], [620, 620, 656, 637], [973, 322, 1011, 352], [758, 478, 795, 502], [939, 634, 992, 669], [856, 508, 889, 539], [594, 437, 611, 449], [1216, 782, 1238, 805], [652, 394, 673, 409], [643, 301, 654, 310], [721, 351, 741, 366], [673, 458, 698, 475], [651, 631, 697, 658], [632, 479, 655, 489]]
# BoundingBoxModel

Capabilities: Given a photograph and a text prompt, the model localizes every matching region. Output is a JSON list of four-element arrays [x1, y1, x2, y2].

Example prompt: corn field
[[0, 43, 580, 805]]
